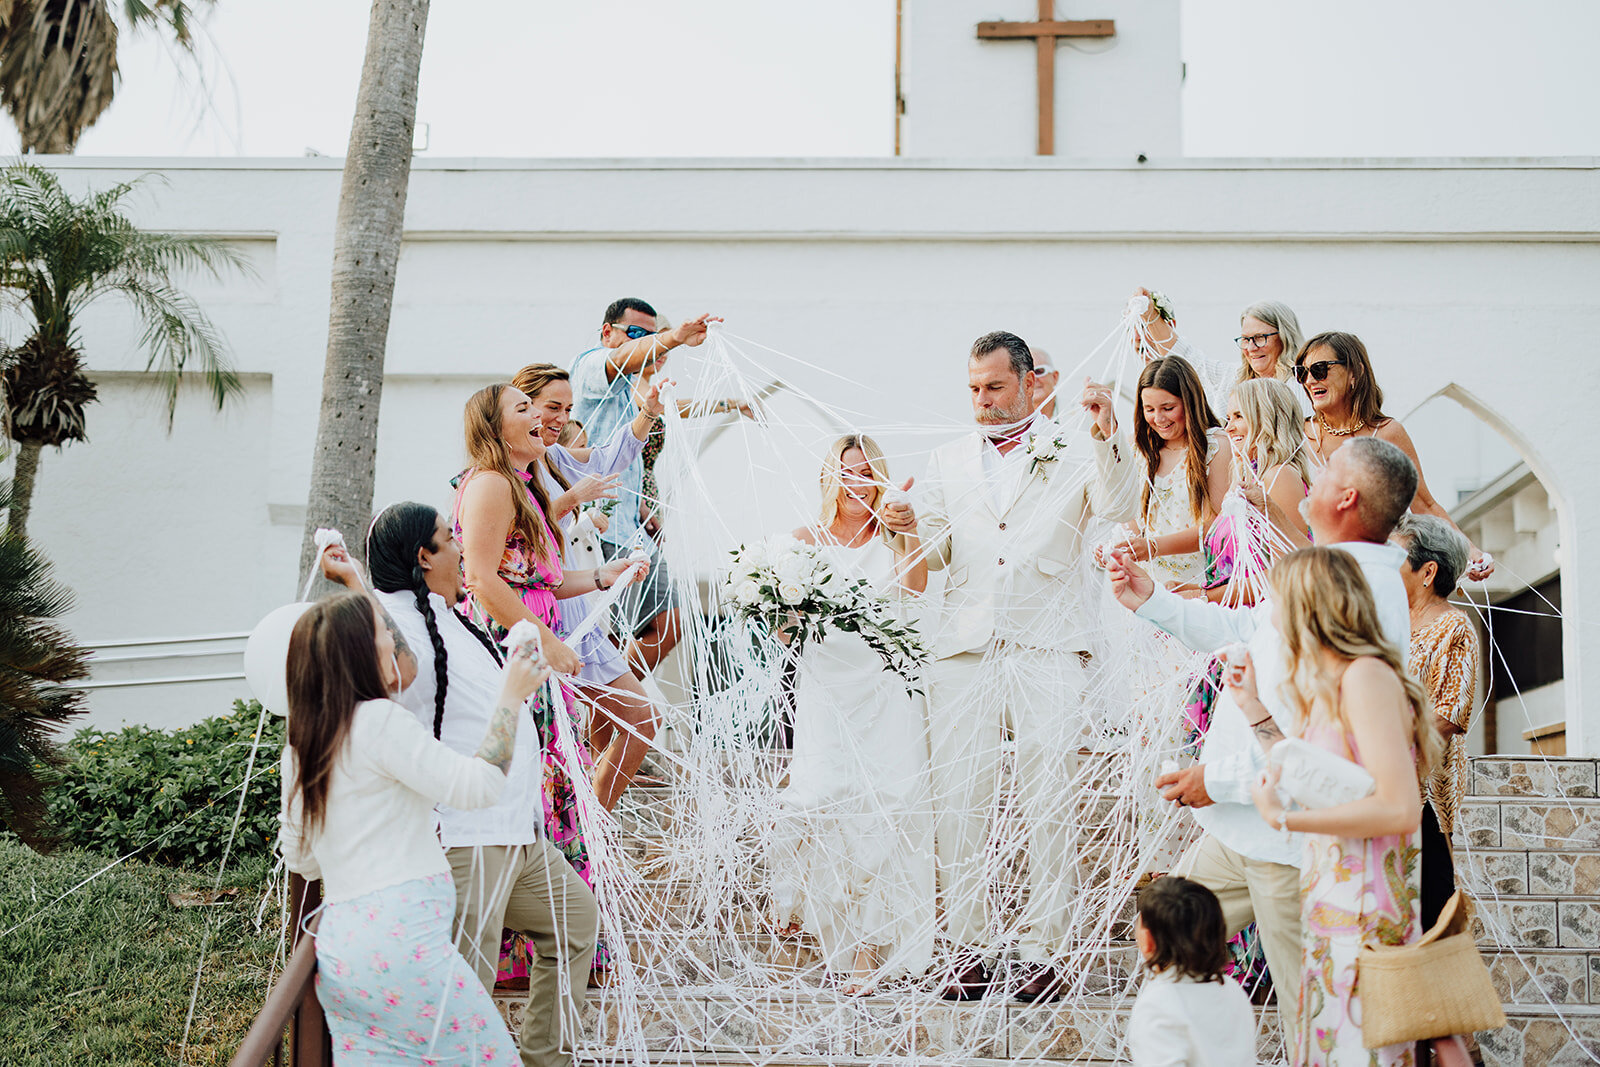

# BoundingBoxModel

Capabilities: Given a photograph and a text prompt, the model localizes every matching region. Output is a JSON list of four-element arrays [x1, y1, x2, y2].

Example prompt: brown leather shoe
[[937, 957, 991, 1001], [1012, 964, 1064, 1003]]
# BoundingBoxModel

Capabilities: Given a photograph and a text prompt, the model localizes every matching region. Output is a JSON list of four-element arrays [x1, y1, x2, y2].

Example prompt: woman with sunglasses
[[1296, 331, 1493, 580]]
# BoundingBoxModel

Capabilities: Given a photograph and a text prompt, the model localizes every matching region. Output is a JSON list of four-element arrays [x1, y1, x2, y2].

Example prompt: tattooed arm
[[473, 645, 549, 773]]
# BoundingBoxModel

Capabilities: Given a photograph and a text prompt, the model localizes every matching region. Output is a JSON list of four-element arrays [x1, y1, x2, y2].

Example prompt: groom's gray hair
[[971, 331, 1034, 380], [1342, 437, 1417, 541]]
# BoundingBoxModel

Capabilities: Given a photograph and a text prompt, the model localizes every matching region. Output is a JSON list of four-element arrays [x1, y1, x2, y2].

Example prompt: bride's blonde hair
[[819, 434, 891, 527], [1270, 547, 1440, 781]]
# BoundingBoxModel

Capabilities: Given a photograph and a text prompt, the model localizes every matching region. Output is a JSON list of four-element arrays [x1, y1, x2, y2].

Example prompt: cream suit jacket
[[902, 419, 1140, 660]]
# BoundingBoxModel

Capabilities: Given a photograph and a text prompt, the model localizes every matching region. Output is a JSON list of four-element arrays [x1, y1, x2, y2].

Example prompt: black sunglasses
[[610, 323, 657, 340], [1294, 358, 1347, 384]]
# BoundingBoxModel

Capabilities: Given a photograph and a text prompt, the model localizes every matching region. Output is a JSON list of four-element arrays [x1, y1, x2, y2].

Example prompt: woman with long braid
[[320, 504, 599, 1067]]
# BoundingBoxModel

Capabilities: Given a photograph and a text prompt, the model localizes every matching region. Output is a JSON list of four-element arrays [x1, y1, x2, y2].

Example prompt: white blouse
[[277, 698, 507, 903], [1128, 970, 1257, 1067]]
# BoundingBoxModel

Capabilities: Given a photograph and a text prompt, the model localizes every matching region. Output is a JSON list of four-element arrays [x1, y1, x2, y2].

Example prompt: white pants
[[925, 646, 1087, 963]]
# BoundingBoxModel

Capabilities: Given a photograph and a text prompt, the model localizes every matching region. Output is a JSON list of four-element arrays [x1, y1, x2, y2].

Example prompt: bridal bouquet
[[721, 535, 929, 687]]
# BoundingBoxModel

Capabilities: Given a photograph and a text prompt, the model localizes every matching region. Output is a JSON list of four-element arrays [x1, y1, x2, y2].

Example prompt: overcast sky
[[10, 0, 1598, 159]]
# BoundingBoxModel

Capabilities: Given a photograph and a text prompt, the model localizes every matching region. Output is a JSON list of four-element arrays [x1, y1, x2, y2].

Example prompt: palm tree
[[0, 0, 214, 155], [300, 0, 429, 577], [0, 478, 88, 849], [0, 162, 248, 537]]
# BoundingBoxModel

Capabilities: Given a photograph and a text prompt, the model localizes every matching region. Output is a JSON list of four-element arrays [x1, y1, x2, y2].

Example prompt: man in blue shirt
[[569, 297, 718, 671]]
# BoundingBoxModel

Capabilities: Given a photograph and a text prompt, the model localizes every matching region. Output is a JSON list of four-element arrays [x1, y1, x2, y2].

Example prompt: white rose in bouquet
[[778, 581, 807, 606], [735, 579, 761, 607], [742, 540, 770, 569], [773, 551, 812, 583]]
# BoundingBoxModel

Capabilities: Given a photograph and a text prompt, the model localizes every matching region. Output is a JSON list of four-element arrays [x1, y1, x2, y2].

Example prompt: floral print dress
[[1294, 719, 1421, 1067], [453, 469, 606, 977]]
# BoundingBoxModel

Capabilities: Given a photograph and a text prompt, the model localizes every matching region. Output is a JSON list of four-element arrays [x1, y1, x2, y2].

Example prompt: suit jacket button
[[998, 557, 1005, 565], [998, 521, 1007, 530]]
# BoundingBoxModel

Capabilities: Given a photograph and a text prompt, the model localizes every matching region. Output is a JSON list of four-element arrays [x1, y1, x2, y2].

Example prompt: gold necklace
[[1319, 413, 1367, 438]]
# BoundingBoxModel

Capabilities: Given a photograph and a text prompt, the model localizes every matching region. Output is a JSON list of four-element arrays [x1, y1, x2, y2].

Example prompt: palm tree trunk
[[8, 440, 41, 539], [298, 0, 430, 582]]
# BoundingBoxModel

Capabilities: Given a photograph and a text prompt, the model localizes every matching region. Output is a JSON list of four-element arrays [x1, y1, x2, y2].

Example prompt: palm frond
[[0, 1, 119, 154], [111, 278, 239, 425]]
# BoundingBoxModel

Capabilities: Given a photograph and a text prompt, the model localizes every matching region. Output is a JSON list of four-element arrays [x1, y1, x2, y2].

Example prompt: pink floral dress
[[1293, 719, 1421, 1067], [453, 469, 605, 977]]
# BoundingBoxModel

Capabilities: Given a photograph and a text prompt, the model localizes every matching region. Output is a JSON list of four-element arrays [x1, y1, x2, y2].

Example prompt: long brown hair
[[286, 592, 391, 836], [511, 362, 574, 494], [1134, 356, 1221, 527], [1298, 331, 1388, 427], [1269, 547, 1440, 781], [463, 383, 562, 565]]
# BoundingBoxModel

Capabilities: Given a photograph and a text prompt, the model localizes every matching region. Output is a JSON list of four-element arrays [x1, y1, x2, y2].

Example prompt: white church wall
[[11, 156, 1598, 748]]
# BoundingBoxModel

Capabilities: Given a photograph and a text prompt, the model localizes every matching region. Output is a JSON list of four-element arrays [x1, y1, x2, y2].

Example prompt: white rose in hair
[[735, 580, 761, 607], [778, 581, 806, 606]]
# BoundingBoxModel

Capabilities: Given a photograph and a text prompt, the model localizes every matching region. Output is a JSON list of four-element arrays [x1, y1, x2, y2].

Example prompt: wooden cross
[[976, 3, 1115, 155]]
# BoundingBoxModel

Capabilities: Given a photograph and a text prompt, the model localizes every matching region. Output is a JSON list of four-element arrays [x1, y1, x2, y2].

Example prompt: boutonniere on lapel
[[1024, 426, 1073, 482]]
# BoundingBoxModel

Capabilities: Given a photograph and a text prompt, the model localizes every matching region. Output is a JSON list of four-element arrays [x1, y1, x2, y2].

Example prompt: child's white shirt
[[1128, 969, 1257, 1067]]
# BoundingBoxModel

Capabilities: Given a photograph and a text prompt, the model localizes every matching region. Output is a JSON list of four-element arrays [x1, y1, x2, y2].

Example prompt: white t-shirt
[[277, 699, 506, 903], [1128, 970, 1257, 1067]]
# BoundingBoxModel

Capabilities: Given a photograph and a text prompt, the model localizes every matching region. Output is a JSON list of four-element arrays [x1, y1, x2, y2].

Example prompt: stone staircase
[[489, 755, 1600, 1065]]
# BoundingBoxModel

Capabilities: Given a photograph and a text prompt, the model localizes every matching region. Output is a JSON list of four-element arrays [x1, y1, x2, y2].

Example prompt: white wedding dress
[[769, 533, 937, 981]]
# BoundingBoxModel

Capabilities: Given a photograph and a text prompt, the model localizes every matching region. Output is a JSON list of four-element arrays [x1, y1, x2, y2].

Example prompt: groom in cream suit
[[884, 331, 1139, 1001]]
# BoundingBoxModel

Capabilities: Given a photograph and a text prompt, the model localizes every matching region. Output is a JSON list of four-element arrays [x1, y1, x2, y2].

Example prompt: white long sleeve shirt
[[376, 588, 545, 849], [1128, 970, 1257, 1067], [278, 699, 507, 903], [1134, 539, 1410, 867]]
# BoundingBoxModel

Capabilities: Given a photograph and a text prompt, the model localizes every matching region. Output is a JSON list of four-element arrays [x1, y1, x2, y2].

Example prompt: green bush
[[47, 700, 284, 869]]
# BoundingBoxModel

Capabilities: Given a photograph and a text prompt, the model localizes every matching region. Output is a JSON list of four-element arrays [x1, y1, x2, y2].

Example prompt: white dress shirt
[[1128, 970, 1258, 1067], [278, 699, 507, 903], [376, 588, 546, 849], [1134, 539, 1410, 867]]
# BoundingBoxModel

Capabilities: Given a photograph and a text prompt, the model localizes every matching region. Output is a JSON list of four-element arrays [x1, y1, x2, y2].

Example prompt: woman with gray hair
[[1394, 517, 1479, 1067]]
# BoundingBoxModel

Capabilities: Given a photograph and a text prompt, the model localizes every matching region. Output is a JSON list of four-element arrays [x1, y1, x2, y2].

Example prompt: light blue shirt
[[1135, 539, 1411, 867], [568, 346, 647, 549]]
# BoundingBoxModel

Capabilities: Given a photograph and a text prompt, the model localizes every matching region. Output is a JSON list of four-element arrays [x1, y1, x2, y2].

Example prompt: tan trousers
[[447, 841, 599, 1067], [1174, 833, 1303, 1015], [926, 648, 1086, 964]]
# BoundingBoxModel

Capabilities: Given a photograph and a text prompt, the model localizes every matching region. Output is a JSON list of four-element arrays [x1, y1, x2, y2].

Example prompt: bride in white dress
[[769, 433, 937, 995]]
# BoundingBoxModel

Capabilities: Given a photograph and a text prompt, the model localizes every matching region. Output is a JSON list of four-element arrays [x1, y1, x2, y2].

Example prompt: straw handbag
[[1360, 890, 1506, 1047]]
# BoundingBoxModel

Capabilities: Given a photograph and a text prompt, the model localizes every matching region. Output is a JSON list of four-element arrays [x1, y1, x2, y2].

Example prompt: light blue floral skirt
[[315, 872, 517, 1064]]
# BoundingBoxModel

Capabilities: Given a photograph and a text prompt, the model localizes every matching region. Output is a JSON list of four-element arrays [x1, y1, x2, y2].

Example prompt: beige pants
[[926, 648, 1086, 964], [447, 841, 599, 1067], [1174, 833, 1302, 1015]]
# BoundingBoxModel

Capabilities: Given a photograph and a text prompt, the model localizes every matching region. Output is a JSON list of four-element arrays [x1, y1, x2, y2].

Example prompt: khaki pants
[[447, 841, 599, 1067], [1174, 833, 1302, 1015], [926, 648, 1086, 963]]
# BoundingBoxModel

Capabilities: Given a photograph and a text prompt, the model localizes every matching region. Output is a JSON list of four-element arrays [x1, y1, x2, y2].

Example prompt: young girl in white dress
[[769, 433, 936, 996], [1112, 356, 1230, 590]]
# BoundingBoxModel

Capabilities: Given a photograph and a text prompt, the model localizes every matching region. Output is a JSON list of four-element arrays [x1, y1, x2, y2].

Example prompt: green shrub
[[46, 700, 284, 869]]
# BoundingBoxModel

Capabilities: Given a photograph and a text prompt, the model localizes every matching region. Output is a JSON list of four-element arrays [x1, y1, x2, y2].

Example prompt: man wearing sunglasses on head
[[570, 298, 722, 673]]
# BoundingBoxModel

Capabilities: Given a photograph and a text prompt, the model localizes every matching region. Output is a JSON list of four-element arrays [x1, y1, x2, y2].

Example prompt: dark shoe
[[938, 957, 991, 1001], [1013, 964, 1064, 1003]]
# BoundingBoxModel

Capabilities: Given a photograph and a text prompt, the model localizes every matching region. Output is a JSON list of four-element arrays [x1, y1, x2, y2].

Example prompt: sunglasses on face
[[1294, 358, 1347, 384], [610, 323, 657, 340]]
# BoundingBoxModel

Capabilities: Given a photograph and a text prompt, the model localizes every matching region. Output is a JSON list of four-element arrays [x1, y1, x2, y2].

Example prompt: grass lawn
[[0, 836, 285, 1065]]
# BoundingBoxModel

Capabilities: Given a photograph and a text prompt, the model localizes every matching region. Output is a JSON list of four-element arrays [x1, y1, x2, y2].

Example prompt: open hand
[[670, 313, 722, 348], [571, 472, 622, 506]]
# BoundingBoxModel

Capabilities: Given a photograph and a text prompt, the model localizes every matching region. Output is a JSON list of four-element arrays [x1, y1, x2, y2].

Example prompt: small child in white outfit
[[1129, 875, 1258, 1067]]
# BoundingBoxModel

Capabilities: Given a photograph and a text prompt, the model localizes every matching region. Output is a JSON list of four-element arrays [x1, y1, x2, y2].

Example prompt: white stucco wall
[[12, 156, 1598, 746]]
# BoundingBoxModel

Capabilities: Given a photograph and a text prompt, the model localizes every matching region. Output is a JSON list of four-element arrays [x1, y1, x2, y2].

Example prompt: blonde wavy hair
[[819, 434, 891, 528], [511, 361, 575, 494], [463, 383, 562, 565], [1230, 378, 1313, 489], [1270, 547, 1440, 781]]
